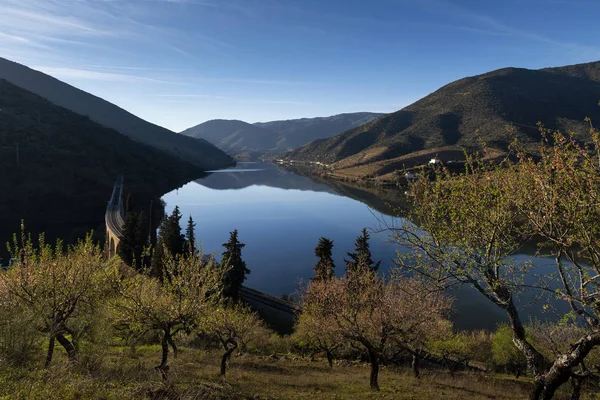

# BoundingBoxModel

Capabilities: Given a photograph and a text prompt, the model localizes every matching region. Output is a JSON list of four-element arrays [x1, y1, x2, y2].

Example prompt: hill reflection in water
[[163, 162, 561, 331]]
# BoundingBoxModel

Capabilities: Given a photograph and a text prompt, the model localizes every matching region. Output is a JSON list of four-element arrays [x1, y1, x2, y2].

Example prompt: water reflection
[[163, 162, 561, 331]]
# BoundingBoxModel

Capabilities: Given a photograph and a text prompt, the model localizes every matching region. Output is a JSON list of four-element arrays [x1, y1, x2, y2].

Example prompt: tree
[[114, 251, 223, 380], [202, 302, 266, 376], [221, 230, 250, 301], [185, 215, 197, 256], [313, 237, 335, 282], [161, 206, 185, 257], [345, 228, 380, 275], [151, 206, 185, 277], [2, 230, 116, 367], [301, 268, 451, 390], [393, 125, 600, 399], [294, 300, 342, 368], [118, 211, 147, 268]]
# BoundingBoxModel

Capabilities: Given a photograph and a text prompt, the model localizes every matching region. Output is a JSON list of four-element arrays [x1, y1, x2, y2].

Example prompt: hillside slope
[[0, 79, 202, 255], [181, 119, 278, 154], [289, 61, 600, 174], [180, 112, 383, 157], [254, 112, 384, 149], [0, 57, 233, 170]]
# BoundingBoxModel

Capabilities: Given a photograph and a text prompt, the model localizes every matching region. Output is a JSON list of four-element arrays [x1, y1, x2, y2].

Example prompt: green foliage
[[221, 230, 250, 301], [492, 324, 527, 373], [427, 325, 492, 367], [313, 237, 335, 282], [0, 299, 41, 366], [117, 211, 147, 269], [185, 215, 197, 256], [1, 227, 118, 366], [345, 228, 381, 275], [151, 206, 185, 277]]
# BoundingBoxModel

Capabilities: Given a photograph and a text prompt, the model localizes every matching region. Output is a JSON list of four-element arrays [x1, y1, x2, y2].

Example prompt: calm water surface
[[162, 162, 559, 330]]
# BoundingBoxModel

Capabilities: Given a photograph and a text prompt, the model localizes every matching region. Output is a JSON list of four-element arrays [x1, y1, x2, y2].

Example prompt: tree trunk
[[368, 349, 380, 391], [56, 333, 77, 362], [45, 335, 55, 368], [442, 355, 454, 378], [515, 366, 521, 379], [156, 329, 170, 381], [326, 349, 334, 368], [220, 338, 238, 376], [570, 376, 582, 400], [167, 334, 178, 358], [412, 353, 420, 379]]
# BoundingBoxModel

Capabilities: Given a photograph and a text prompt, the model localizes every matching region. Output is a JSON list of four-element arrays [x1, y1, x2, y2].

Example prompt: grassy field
[[3, 343, 592, 400]]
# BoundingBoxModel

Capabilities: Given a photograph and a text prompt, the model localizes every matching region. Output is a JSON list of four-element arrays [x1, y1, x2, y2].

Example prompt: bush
[[0, 303, 40, 366]]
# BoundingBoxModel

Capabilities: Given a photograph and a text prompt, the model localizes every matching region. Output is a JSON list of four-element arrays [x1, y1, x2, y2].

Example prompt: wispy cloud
[[154, 94, 310, 105], [420, 0, 600, 58], [32, 66, 183, 85]]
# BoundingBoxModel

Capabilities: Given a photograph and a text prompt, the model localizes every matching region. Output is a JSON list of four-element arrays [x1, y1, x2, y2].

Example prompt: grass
[[0, 343, 572, 400]]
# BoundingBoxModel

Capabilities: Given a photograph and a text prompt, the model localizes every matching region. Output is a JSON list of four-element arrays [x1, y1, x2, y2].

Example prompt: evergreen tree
[[185, 215, 197, 256], [313, 237, 335, 281], [118, 211, 147, 269], [151, 206, 185, 277], [345, 228, 381, 275], [161, 206, 185, 256], [221, 230, 250, 301]]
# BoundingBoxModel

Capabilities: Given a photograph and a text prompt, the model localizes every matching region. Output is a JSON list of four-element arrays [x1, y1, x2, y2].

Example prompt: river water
[[162, 162, 560, 331]]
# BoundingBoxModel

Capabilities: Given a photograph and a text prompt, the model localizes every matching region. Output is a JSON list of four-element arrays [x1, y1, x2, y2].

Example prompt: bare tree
[[114, 251, 223, 380], [393, 125, 600, 399], [202, 302, 267, 376], [1, 230, 116, 367], [300, 269, 451, 390]]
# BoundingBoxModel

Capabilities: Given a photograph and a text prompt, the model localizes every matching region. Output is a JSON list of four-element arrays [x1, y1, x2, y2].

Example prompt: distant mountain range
[[0, 57, 232, 170], [180, 112, 383, 158], [288, 60, 600, 180]]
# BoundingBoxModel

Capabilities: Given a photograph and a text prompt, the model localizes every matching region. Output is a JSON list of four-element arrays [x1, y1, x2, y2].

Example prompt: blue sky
[[1, 0, 599, 132]]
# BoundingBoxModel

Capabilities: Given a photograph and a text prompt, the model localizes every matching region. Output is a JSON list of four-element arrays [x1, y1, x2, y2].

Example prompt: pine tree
[[313, 237, 335, 281], [118, 211, 147, 269], [151, 206, 185, 277], [345, 228, 381, 275], [185, 215, 197, 256], [161, 206, 185, 256], [221, 230, 250, 301]]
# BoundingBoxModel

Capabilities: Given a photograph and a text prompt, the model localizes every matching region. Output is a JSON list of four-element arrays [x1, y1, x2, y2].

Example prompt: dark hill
[[0, 79, 202, 259], [180, 113, 383, 158], [289, 61, 600, 174], [0, 57, 233, 170]]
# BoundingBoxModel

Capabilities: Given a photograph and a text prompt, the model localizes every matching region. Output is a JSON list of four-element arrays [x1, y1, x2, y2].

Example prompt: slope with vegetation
[[0, 79, 202, 259], [288, 60, 600, 180], [0, 57, 233, 170], [180, 112, 383, 159]]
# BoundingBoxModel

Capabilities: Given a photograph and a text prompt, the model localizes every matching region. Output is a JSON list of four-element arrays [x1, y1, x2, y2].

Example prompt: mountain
[[0, 57, 233, 170], [180, 112, 383, 158], [181, 119, 279, 155], [0, 79, 203, 259], [254, 112, 384, 149], [288, 60, 600, 179]]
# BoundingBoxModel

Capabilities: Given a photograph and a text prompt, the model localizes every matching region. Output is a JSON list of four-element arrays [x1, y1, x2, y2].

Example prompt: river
[[162, 162, 562, 331]]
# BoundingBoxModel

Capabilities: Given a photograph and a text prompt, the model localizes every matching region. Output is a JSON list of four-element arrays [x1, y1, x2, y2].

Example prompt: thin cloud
[[154, 94, 310, 105], [32, 66, 183, 85], [421, 0, 600, 57]]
